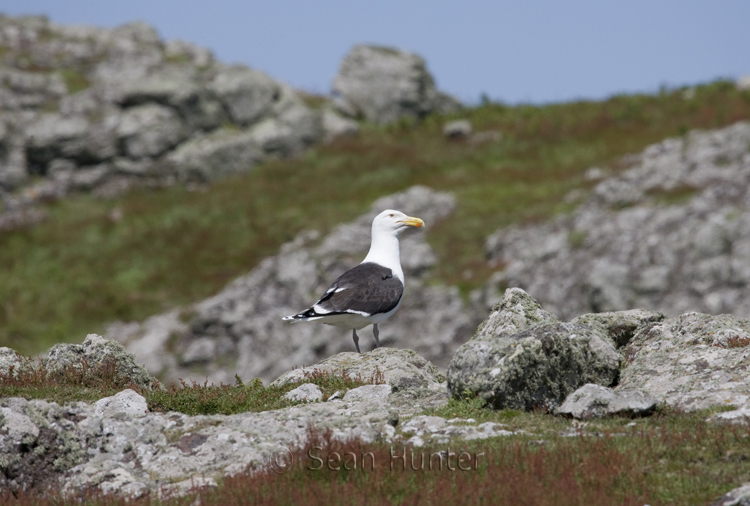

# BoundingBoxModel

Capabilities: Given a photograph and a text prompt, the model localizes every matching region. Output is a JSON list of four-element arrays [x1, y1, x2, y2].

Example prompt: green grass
[[0, 353, 382, 414], [2, 81, 750, 354]]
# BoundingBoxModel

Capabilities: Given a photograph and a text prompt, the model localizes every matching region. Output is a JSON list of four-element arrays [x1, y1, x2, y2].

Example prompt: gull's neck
[[361, 228, 404, 283]]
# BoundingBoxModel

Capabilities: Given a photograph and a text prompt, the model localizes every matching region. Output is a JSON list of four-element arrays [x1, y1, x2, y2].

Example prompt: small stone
[[94, 389, 149, 418], [443, 120, 472, 139], [284, 383, 323, 403], [556, 383, 658, 419]]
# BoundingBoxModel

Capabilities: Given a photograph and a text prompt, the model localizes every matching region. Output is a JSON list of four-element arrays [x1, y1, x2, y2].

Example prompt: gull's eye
[[389, 214, 394, 217]]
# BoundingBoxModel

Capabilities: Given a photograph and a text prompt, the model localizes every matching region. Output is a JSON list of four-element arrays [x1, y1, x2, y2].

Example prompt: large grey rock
[[556, 383, 658, 419], [0, 347, 23, 377], [571, 309, 666, 348], [117, 103, 188, 158], [618, 312, 750, 411], [332, 44, 460, 125], [115, 186, 479, 385], [209, 66, 279, 126], [45, 334, 158, 391], [448, 288, 620, 410], [164, 128, 262, 182], [484, 121, 750, 321]]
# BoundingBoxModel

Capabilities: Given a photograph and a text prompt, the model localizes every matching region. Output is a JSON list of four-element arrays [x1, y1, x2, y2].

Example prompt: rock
[[209, 65, 279, 126], [93, 389, 149, 418], [45, 334, 158, 391], [117, 103, 188, 158], [712, 483, 750, 506], [556, 383, 658, 419], [322, 108, 359, 142], [472, 287, 558, 341], [448, 289, 620, 410], [164, 128, 262, 182], [284, 383, 323, 403], [443, 120, 472, 139], [618, 312, 750, 411], [713, 407, 750, 424], [342, 384, 392, 403], [332, 44, 460, 125], [484, 121, 750, 321], [272, 347, 446, 411], [571, 309, 666, 348], [737, 76, 750, 91], [116, 186, 479, 386], [0, 347, 23, 377]]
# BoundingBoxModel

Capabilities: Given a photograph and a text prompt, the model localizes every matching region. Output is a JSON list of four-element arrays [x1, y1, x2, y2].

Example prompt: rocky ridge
[[483, 121, 750, 321]]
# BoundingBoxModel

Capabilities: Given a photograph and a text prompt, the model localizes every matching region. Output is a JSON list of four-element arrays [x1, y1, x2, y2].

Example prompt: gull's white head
[[371, 209, 424, 236]]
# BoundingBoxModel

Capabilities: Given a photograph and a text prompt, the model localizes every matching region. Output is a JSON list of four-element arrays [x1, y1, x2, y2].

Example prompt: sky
[[1, 1, 749, 105]]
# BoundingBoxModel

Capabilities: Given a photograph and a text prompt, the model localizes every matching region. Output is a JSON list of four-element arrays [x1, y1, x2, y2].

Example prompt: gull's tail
[[281, 308, 324, 323]]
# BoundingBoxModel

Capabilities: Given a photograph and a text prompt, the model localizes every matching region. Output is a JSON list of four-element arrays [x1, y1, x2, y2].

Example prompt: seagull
[[282, 209, 424, 352]]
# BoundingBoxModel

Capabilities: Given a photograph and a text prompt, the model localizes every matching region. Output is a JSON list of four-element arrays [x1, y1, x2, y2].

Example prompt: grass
[[2, 81, 750, 355], [0, 352, 382, 414]]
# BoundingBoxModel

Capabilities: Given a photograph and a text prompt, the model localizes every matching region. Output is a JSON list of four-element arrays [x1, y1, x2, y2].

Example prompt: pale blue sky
[[1, 1, 748, 104]]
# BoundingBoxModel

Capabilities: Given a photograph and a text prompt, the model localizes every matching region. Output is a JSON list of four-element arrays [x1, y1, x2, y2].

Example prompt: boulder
[[443, 119, 472, 139], [556, 383, 658, 419], [0, 347, 23, 377], [332, 44, 460, 125], [45, 334, 158, 391], [571, 309, 666, 348], [209, 65, 279, 126], [447, 289, 620, 410], [618, 312, 750, 411], [321, 108, 359, 142], [116, 103, 188, 158], [164, 128, 262, 182]]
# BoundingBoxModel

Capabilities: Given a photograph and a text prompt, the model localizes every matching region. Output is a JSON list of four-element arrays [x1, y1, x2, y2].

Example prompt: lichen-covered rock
[[448, 289, 620, 410], [45, 334, 158, 391], [332, 44, 460, 125], [618, 312, 750, 411], [572, 309, 666, 347], [116, 103, 188, 158], [0, 347, 23, 377], [272, 348, 446, 412], [556, 383, 658, 419], [472, 287, 558, 341], [93, 389, 149, 418], [209, 66, 279, 126], [284, 383, 323, 403]]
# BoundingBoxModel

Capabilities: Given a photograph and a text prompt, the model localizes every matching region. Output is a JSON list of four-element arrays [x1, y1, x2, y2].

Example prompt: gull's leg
[[373, 324, 380, 348], [352, 329, 361, 353]]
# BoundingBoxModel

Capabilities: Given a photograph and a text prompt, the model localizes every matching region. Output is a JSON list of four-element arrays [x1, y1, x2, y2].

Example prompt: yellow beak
[[398, 216, 424, 227]]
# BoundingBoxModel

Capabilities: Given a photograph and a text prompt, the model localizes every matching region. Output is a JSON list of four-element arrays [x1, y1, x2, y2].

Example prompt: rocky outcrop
[[0, 15, 355, 229], [713, 483, 750, 506], [447, 289, 620, 410], [332, 44, 460, 125], [483, 121, 750, 321], [0, 345, 515, 497], [109, 186, 483, 385], [619, 312, 750, 413]]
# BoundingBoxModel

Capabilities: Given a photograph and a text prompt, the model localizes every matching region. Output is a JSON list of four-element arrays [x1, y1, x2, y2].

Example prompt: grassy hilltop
[[2, 81, 750, 355]]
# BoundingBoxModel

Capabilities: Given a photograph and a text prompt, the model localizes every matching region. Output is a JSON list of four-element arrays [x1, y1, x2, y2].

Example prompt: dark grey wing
[[315, 262, 404, 316]]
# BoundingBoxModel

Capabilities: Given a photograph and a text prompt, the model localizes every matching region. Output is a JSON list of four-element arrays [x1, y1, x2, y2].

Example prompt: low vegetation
[[0, 354, 381, 414], [2, 81, 750, 354]]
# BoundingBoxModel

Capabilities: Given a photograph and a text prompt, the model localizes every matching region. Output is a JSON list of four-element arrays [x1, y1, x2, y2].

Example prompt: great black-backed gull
[[282, 209, 424, 352]]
